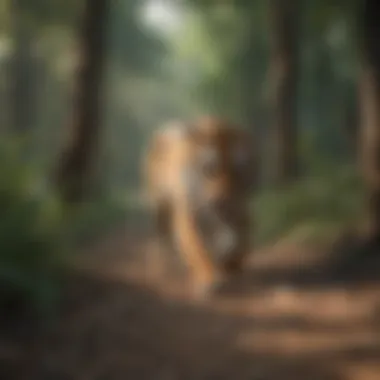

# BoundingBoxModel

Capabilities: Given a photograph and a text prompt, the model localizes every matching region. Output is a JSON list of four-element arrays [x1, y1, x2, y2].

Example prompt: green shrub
[[253, 165, 365, 246], [0, 139, 65, 318], [0, 139, 147, 318]]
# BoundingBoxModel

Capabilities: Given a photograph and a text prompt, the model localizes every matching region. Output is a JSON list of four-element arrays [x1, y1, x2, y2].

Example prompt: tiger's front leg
[[172, 204, 225, 298]]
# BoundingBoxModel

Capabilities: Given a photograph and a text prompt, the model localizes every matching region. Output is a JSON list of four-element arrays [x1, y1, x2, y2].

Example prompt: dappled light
[[1, 0, 380, 379]]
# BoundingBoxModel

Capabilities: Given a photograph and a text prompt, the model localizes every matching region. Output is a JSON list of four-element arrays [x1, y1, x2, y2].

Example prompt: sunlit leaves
[[107, 0, 167, 73]]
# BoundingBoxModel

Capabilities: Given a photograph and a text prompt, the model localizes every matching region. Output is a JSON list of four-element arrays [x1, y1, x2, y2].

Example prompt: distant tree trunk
[[359, 0, 380, 241], [54, 0, 109, 203], [342, 86, 359, 160], [268, 0, 299, 185]]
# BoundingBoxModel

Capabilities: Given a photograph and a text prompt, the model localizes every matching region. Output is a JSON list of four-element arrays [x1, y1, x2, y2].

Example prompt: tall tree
[[54, 0, 109, 202], [359, 0, 380, 241], [268, 0, 299, 185]]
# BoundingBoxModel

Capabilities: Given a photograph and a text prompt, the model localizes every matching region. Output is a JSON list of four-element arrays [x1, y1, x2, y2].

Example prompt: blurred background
[[2, 0, 380, 379]]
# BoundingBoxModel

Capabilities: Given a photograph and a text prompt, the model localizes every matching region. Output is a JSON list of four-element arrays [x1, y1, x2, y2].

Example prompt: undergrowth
[[0, 139, 65, 319], [254, 165, 365, 247], [0, 138, 145, 320], [0, 134, 365, 319]]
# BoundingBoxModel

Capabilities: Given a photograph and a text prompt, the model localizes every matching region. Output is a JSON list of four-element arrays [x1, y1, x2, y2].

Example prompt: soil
[[1, 226, 380, 380]]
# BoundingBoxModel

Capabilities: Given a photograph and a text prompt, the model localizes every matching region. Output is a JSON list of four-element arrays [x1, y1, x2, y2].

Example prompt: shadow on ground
[[8, 274, 377, 380], [2, 230, 380, 380], [220, 233, 380, 297]]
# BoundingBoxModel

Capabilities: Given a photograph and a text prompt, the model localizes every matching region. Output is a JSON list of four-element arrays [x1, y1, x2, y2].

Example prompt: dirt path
[[3, 228, 380, 380]]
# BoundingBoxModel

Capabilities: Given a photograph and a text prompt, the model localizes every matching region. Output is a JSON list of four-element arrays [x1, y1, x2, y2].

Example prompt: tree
[[358, 0, 380, 241], [54, 0, 109, 202], [268, 0, 299, 185]]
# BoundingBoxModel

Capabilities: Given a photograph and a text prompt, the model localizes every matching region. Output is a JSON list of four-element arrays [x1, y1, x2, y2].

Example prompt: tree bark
[[54, 0, 109, 203], [342, 85, 359, 160], [359, 0, 380, 241], [268, 0, 299, 185]]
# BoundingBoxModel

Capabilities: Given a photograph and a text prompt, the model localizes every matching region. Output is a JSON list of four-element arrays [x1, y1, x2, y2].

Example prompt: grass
[[254, 165, 365, 247]]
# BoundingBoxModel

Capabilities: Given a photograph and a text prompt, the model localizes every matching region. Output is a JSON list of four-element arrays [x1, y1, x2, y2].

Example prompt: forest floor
[[2, 225, 380, 380]]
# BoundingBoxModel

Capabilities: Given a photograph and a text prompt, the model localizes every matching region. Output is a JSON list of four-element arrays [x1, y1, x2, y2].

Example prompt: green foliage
[[0, 137, 147, 318], [14, 0, 82, 30], [169, 1, 268, 122], [108, 0, 167, 74], [254, 165, 365, 246], [66, 194, 147, 247], [0, 138, 66, 318]]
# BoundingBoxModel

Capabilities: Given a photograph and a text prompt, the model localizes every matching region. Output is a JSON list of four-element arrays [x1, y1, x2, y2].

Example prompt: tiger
[[143, 116, 257, 297]]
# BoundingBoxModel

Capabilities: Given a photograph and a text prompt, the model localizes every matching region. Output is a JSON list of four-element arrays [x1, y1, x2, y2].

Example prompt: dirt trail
[[3, 227, 380, 380]]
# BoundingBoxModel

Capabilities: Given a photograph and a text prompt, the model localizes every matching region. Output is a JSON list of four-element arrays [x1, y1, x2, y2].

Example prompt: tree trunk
[[268, 0, 298, 185], [359, 0, 380, 241], [54, 0, 109, 203], [342, 85, 359, 160]]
